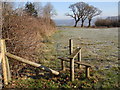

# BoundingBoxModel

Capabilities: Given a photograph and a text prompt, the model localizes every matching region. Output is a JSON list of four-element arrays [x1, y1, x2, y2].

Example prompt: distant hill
[[53, 16, 118, 26], [53, 19, 74, 26], [53, 18, 97, 26], [107, 16, 118, 20]]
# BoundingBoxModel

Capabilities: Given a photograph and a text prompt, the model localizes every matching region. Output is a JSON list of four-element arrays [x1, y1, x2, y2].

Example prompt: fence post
[[61, 60, 65, 71], [85, 66, 90, 78], [70, 58, 74, 81], [69, 39, 74, 81], [1, 39, 8, 85], [69, 39, 73, 55], [4, 40, 11, 81], [78, 48, 81, 69]]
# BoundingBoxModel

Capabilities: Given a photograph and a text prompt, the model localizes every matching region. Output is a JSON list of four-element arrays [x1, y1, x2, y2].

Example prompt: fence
[[0, 39, 59, 86], [0, 39, 92, 87]]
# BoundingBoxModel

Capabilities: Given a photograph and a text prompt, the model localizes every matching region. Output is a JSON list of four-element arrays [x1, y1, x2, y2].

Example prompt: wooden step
[[58, 57, 92, 67]]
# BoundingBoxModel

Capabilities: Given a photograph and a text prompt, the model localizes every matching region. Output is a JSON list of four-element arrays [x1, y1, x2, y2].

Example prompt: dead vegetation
[[2, 2, 56, 77], [5, 15, 56, 60]]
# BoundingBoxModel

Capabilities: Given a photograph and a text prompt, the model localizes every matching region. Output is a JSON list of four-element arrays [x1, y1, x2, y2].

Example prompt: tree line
[[1, 2, 56, 20], [66, 2, 102, 27], [17, 2, 56, 19], [95, 17, 120, 27]]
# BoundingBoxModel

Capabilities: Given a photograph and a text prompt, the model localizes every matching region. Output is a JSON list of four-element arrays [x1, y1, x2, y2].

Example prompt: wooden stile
[[59, 39, 92, 81]]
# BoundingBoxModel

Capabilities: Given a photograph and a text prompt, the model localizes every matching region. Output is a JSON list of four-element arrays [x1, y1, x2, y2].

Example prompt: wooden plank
[[68, 47, 81, 59], [59, 57, 92, 67], [6, 52, 59, 75], [1, 39, 8, 85], [75, 61, 91, 67]]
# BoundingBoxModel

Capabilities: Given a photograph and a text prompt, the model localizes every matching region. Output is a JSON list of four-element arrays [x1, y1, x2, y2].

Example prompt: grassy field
[[6, 27, 119, 89], [52, 27, 118, 69]]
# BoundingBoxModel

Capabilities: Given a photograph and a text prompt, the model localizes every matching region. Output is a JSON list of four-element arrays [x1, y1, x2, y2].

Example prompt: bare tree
[[43, 2, 57, 19], [66, 2, 90, 27], [2, 2, 13, 16], [2, 2, 14, 38], [80, 4, 92, 27], [33, 2, 43, 17], [66, 2, 102, 27], [88, 6, 102, 27], [66, 3, 80, 27], [13, 2, 25, 16]]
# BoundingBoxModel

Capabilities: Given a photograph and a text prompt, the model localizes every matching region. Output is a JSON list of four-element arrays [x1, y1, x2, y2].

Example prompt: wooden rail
[[68, 47, 82, 59], [6, 52, 59, 75]]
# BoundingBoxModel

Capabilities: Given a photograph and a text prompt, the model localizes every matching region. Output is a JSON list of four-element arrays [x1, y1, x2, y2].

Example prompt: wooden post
[[61, 60, 65, 71], [78, 48, 81, 69], [69, 39, 73, 55], [69, 39, 74, 81], [1, 39, 8, 85], [4, 40, 11, 81], [70, 58, 74, 81], [85, 66, 90, 78], [5, 57, 11, 81]]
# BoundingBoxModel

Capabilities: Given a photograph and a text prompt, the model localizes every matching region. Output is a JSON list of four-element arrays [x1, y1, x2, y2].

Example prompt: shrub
[[95, 18, 120, 27], [3, 14, 56, 77]]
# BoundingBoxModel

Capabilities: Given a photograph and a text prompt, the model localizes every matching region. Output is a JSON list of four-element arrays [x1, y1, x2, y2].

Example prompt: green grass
[[5, 27, 119, 89], [6, 66, 119, 88]]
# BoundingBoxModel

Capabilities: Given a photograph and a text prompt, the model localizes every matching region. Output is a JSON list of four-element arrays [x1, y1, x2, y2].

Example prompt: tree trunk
[[74, 20, 79, 27], [88, 19, 92, 27]]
